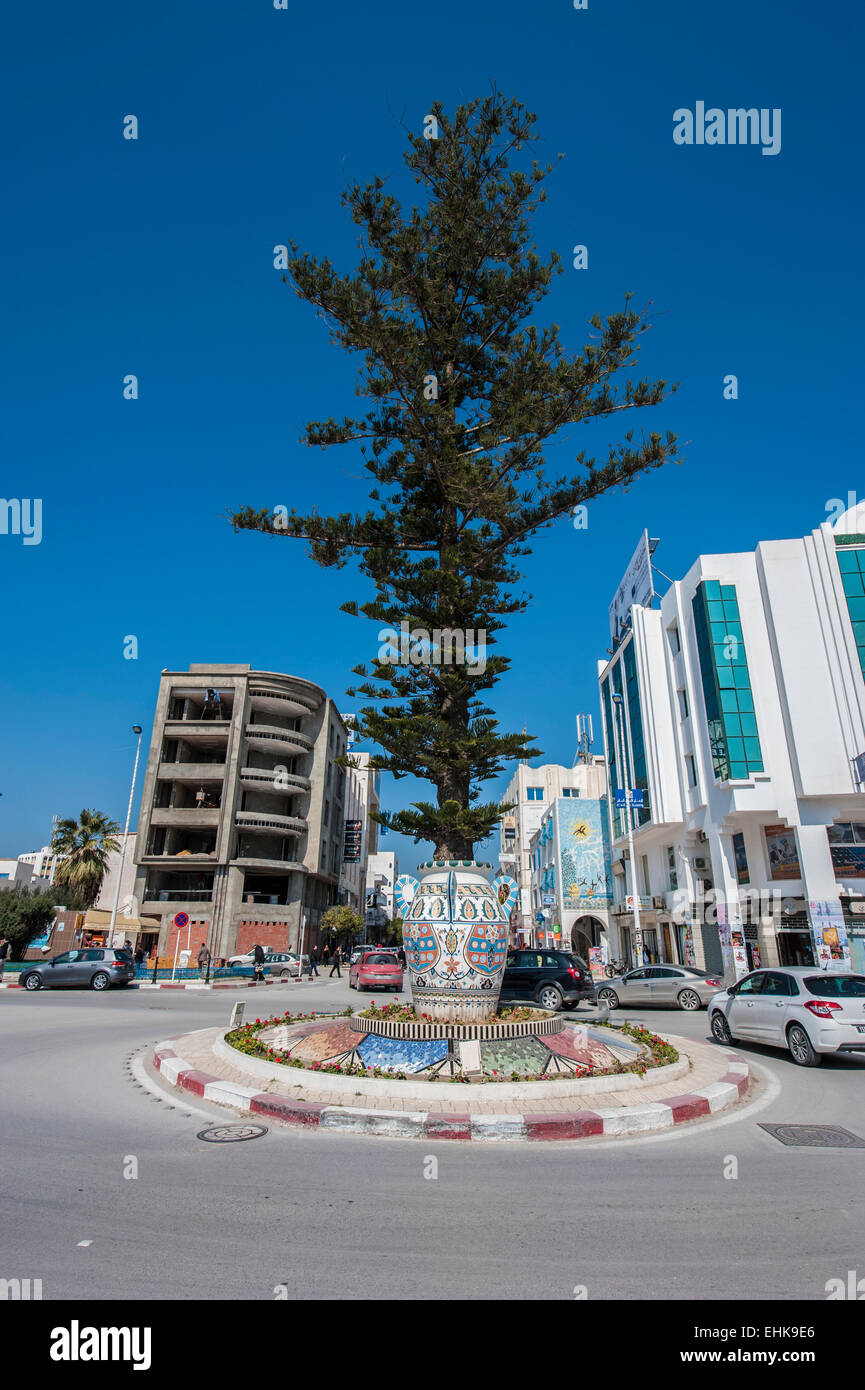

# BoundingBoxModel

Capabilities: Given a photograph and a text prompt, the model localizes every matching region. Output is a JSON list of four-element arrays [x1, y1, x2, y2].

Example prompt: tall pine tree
[[232, 93, 680, 860]]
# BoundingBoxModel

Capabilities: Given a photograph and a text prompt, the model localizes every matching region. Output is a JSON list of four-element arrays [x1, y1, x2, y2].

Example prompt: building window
[[668, 623, 681, 655], [640, 855, 650, 897], [685, 753, 697, 788], [526, 787, 544, 800], [677, 687, 689, 720], [836, 541, 865, 681], [827, 821, 865, 880], [692, 580, 763, 781], [667, 845, 678, 890], [732, 831, 750, 884], [324, 799, 330, 826]]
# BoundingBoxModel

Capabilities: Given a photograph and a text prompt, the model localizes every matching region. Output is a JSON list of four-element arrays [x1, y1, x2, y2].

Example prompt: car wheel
[[538, 984, 564, 1011], [280, 970, 291, 980], [787, 1023, 821, 1067], [710, 1010, 732, 1045], [90, 972, 111, 991], [598, 986, 619, 1009], [22, 972, 42, 991], [677, 988, 702, 1011]]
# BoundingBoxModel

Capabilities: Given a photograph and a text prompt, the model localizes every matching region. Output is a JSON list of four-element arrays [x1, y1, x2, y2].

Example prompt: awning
[[83, 909, 161, 935]]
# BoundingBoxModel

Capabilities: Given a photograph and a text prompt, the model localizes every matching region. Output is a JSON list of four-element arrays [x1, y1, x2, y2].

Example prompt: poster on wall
[[716, 905, 736, 980], [588, 946, 605, 979], [808, 900, 852, 970], [682, 912, 696, 967], [829, 845, 865, 879], [556, 797, 613, 912], [764, 825, 802, 881]]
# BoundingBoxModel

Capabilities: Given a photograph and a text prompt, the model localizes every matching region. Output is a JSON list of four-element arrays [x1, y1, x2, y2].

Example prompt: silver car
[[598, 965, 724, 1012], [20, 948, 136, 992], [710, 967, 865, 1066]]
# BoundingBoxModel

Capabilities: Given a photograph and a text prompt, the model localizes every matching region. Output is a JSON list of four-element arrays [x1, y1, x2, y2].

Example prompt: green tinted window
[[692, 581, 763, 782]]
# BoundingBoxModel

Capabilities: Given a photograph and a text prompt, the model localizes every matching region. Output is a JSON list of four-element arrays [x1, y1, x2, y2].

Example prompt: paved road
[[1, 977, 863, 1301]]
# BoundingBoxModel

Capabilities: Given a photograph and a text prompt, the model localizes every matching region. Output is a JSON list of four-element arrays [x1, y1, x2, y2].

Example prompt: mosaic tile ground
[[259, 1018, 647, 1078]]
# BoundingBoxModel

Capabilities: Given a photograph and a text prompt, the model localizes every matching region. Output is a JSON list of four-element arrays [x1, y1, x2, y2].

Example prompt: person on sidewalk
[[0, 935, 9, 982], [198, 944, 211, 979], [322, 942, 330, 967], [329, 944, 342, 978], [252, 942, 265, 984], [308, 946, 319, 978]]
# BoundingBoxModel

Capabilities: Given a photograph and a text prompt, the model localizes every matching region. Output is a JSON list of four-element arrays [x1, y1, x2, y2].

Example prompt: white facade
[[597, 504, 865, 978], [94, 831, 139, 915], [365, 849, 398, 933], [18, 846, 58, 884], [498, 759, 608, 933], [0, 857, 51, 892], [338, 752, 380, 912]]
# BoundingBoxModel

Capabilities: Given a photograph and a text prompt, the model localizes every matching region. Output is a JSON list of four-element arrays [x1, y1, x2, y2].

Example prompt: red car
[[349, 950, 404, 993]]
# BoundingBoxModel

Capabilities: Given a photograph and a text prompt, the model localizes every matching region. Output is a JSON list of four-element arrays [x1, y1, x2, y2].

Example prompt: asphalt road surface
[[2, 975, 863, 1301]]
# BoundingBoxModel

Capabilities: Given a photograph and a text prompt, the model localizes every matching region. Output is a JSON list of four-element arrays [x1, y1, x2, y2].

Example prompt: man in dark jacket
[[329, 944, 342, 978]]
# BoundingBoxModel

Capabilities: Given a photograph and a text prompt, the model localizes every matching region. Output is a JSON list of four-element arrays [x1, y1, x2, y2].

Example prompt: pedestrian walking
[[198, 944, 211, 979], [134, 946, 145, 968], [397, 945, 406, 969], [322, 942, 330, 966], [329, 944, 342, 978], [0, 935, 9, 982], [252, 942, 266, 984], [308, 946, 320, 978]]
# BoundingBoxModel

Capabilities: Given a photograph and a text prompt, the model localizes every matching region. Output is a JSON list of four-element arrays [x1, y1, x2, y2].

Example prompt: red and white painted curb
[[151, 1040, 751, 1142]]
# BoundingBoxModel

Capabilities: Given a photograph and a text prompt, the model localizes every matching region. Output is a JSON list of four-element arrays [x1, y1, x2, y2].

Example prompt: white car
[[227, 950, 303, 978], [709, 967, 865, 1066]]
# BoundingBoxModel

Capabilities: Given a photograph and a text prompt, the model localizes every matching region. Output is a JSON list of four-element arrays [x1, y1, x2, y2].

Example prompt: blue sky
[[1, 0, 861, 876]]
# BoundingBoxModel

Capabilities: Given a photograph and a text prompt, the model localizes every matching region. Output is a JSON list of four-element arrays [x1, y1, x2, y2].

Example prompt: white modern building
[[338, 751, 380, 914], [498, 758, 608, 937], [17, 846, 58, 884], [597, 504, 865, 979], [365, 849, 398, 935]]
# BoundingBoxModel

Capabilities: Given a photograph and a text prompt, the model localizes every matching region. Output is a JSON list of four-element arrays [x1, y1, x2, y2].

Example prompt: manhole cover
[[197, 1124, 269, 1143], [758, 1124, 865, 1148]]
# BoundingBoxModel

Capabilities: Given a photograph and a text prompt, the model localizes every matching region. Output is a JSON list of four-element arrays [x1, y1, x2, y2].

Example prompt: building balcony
[[234, 810, 306, 836], [158, 761, 226, 782], [239, 767, 311, 794], [142, 889, 215, 904], [164, 720, 230, 740], [243, 724, 313, 755], [149, 807, 221, 828], [249, 686, 320, 719]]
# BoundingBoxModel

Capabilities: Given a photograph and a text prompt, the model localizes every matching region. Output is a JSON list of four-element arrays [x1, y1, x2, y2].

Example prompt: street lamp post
[[107, 725, 143, 950], [611, 694, 643, 968]]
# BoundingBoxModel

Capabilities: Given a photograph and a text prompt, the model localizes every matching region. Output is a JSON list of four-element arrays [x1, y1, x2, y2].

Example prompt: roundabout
[[149, 1006, 753, 1142]]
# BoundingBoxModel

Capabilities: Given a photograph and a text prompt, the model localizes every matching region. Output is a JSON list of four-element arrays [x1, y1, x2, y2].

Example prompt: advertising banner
[[557, 797, 614, 910], [343, 819, 363, 863], [808, 899, 852, 970], [764, 825, 801, 881], [609, 530, 654, 646]]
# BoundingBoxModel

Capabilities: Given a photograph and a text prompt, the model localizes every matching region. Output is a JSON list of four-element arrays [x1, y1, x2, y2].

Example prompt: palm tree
[[51, 809, 121, 909]]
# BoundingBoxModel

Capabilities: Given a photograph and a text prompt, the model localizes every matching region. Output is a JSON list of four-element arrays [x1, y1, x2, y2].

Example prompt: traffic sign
[[174, 912, 189, 929]]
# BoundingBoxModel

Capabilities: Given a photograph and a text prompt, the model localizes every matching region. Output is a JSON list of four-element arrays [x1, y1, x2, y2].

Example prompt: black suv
[[500, 950, 596, 1012]]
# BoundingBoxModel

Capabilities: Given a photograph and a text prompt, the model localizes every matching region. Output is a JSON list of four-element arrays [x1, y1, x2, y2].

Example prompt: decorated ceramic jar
[[394, 861, 519, 1023]]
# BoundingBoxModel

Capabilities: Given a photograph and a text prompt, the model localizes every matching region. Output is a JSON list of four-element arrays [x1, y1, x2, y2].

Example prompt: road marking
[[77, 1241, 92, 1248]]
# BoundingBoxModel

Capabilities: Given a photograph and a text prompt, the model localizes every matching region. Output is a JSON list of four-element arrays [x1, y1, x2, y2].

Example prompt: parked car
[[349, 950, 404, 992], [263, 952, 305, 979], [227, 950, 307, 977], [499, 950, 595, 1012], [598, 965, 723, 1012], [20, 947, 136, 992], [709, 968, 865, 1066]]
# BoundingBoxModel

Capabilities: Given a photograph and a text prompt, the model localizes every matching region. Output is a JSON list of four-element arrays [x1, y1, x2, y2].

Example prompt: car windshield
[[803, 974, 865, 997]]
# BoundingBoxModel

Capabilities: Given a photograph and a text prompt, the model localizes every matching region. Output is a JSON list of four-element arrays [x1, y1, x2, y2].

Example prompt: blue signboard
[[614, 788, 645, 809]]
